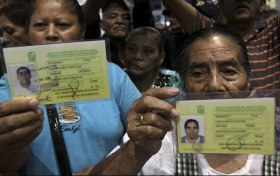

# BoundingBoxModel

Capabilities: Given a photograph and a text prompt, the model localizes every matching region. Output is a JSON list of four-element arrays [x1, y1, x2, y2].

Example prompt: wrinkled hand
[[127, 87, 179, 157], [0, 98, 44, 171]]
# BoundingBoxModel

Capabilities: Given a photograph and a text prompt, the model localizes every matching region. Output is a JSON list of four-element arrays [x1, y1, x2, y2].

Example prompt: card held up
[[3, 40, 110, 104], [177, 98, 275, 155]]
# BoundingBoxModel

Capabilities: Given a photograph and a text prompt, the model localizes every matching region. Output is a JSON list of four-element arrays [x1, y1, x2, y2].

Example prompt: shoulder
[[108, 62, 124, 73], [264, 14, 280, 26], [181, 136, 186, 142]]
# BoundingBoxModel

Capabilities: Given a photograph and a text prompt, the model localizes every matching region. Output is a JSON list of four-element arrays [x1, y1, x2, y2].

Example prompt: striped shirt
[[193, 12, 280, 90]]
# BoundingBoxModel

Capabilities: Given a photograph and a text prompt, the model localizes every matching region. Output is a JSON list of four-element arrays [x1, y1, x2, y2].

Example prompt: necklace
[[152, 72, 172, 88]]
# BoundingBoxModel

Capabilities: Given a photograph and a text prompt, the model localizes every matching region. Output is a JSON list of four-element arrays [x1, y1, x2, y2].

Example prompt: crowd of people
[[0, 0, 279, 175]]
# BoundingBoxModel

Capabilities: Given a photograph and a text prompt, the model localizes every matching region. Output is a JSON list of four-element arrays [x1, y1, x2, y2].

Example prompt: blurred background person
[[82, 0, 155, 68], [0, 0, 8, 9], [0, 1, 30, 77], [124, 26, 182, 96], [162, 0, 280, 90], [0, 1, 30, 47]]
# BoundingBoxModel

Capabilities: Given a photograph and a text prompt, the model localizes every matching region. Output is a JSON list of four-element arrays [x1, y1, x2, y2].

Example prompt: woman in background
[[0, 1, 30, 47], [125, 26, 182, 99]]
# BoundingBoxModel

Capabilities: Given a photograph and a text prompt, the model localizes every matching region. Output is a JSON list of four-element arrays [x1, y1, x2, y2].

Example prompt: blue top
[[0, 63, 141, 175]]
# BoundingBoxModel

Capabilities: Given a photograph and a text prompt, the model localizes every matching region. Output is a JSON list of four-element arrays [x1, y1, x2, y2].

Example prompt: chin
[[111, 33, 128, 39]]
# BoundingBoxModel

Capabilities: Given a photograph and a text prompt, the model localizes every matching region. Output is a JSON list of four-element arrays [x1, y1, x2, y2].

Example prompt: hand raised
[[127, 87, 179, 156], [0, 98, 44, 172]]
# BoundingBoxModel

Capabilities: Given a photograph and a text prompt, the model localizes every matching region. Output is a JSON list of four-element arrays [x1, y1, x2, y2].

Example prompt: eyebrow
[[188, 58, 241, 69]]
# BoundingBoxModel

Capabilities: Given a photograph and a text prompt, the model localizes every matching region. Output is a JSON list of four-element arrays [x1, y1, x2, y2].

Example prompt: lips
[[234, 1, 250, 10], [130, 63, 143, 70], [113, 25, 126, 31]]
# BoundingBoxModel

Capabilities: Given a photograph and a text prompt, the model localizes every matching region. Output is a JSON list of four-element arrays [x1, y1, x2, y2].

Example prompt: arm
[[81, 0, 103, 26], [133, 0, 155, 28], [73, 87, 179, 175], [81, 0, 104, 39], [0, 99, 43, 173], [162, 0, 197, 34]]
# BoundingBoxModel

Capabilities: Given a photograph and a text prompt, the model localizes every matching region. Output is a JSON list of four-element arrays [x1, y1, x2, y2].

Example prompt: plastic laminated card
[[176, 90, 280, 155], [1, 39, 112, 175], [1, 39, 111, 104]]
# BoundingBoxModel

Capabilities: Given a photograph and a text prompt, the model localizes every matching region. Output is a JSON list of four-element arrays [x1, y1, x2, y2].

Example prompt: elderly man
[[82, 0, 154, 68], [162, 0, 280, 90]]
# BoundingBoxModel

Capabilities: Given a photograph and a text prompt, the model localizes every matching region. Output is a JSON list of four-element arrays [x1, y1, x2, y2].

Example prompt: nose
[[116, 15, 124, 23], [206, 73, 225, 92], [46, 24, 59, 42], [134, 51, 143, 61]]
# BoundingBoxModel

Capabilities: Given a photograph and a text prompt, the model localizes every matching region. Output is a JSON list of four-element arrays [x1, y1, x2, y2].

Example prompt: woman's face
[[0, 15, 29, 46], [185, 121, 199, 140], [125, 34, 164, 77], [184, 35, 250, 98], [29, 0, 85, 44]]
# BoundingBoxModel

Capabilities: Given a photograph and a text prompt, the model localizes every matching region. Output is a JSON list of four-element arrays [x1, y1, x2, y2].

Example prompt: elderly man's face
[[101, 6, 131, 39], [219, 0, 265, 22], [184, 35, 250, 98]]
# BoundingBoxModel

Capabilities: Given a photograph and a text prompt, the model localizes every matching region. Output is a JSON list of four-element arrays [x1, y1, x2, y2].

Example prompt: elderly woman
[[0, 1, 30, 47], [0, 0, 179, 175], [125, 26, 182, 98], [138, 26, 279, 175]]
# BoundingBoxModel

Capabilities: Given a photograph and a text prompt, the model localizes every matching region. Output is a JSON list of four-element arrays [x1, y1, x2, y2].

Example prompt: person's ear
[[81, 24, 86, 40], [247, 79, 251, 90], [157, 52, 165, 66], [100, 20, 104, 30]]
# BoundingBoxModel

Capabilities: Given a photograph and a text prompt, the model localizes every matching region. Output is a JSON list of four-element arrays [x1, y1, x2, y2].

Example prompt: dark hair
[[29, 0, 84, 27], [126, 27, 165, 54], [17, 67, 30, 75], [174, 26, 251, 84], [184, 119, 199, 130], [0, 1, 31, 29], [102, 0, 129, 13]]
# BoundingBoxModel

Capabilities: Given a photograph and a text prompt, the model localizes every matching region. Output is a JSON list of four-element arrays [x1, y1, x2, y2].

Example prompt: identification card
[[177, 98, 275, 154], [3, 40, 110, 104]]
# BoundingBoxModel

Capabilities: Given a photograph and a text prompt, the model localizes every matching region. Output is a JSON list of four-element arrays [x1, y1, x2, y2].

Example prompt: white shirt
[[197, 154, 264, 175]]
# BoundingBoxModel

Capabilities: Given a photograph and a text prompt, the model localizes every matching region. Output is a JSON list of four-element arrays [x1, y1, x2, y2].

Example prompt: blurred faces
[[185, 122, 199, 140], [219, 0, 265, 22], [125, 34, 164, 77], [0, 0, 8, 9], [29, 0, 85, 44], [0, 14, 29, 46], [101, 6, 131, 39], [17, 68, 31, 88], [185, 35, 250, 96]]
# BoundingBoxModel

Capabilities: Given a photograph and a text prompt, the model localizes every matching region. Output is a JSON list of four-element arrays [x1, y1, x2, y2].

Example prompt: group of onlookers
[[0, 0, 279, 175]]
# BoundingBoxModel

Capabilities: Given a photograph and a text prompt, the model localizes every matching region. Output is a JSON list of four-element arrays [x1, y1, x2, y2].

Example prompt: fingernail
[[169, 88, 179, 93], [37, 108, 43, 115], [29, 99, 38, 107], [171, 109, 179, 118]]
